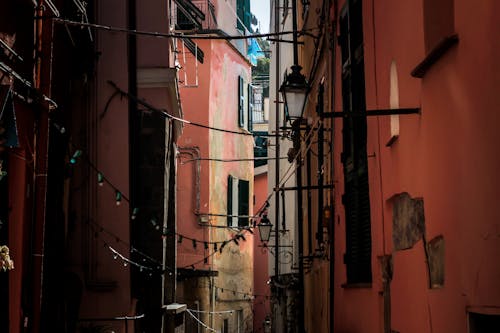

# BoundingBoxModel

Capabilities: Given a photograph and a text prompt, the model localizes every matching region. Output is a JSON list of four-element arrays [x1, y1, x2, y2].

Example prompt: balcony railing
[[172, 0, 218, 31]]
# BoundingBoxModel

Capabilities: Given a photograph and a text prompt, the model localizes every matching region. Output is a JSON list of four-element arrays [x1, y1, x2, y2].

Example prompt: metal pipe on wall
[[32, 1, 53, 331], [329, 1, 338, 331], [295, 120, 305, 333], [273, 0, 281, 331]]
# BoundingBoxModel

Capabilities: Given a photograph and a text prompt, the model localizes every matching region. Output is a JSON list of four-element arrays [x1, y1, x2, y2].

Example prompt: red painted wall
[[177, 38, 211, 269], [329, 0, 500, 332], [7, 104, 34, 333]]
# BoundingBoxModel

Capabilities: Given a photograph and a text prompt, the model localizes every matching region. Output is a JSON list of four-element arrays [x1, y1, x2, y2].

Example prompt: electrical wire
[[53, 18, 317, 41], [0, 61, 58, 108], [186, 309, 216, 332], [108, 81, 254, 136], [179, 156, 289, 164]]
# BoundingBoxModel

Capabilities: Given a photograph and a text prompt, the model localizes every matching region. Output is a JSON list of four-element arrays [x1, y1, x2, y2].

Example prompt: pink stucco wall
[[177, 38, 255, 330]]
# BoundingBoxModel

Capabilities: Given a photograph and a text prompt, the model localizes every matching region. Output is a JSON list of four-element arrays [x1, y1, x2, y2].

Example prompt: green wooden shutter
[[238, 76, 245, 128], [238, 179, 249, 227], [227, 175, 233, 226], [248, 84, 253, 132]]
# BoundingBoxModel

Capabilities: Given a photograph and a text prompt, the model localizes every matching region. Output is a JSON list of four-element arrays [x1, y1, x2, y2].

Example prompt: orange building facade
[[272, 0, 500, 332]]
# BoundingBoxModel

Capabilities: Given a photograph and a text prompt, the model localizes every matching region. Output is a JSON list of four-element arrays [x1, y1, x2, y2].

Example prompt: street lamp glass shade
[[258, 215, 273, 242], [284, 89, 307, 119], [280, 65, 309, 119]]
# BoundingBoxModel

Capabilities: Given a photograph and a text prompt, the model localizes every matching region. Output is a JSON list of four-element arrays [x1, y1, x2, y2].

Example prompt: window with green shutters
[[227, 175, 250, 227]]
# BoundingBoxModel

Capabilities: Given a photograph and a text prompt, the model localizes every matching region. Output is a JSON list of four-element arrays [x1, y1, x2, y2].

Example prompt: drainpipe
[[329, 1, 338, 332], [306, 127, 312, 254], [127, 0, 138, 329], [317, 83, 324, 246], [294, 119, 305, 333], [273, 0, 281, 330], [32, 1, 53, 331]]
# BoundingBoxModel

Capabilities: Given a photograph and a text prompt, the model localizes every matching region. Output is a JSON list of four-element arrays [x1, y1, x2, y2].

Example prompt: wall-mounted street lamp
[[258, 214, 273, 243], [279, 0, 309, 121], [280, 65, 309, 120]]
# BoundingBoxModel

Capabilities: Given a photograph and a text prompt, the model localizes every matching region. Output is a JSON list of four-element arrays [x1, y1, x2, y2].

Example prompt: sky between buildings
[[251, 0, 270, 33]]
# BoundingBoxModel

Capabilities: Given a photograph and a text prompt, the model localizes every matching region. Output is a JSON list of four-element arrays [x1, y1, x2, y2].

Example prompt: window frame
[[238, 76, 245, 128], [227, 175, 250, 227]]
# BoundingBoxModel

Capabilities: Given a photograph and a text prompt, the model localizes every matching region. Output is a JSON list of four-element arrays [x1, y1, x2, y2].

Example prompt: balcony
[[172, 0, 218, 31]]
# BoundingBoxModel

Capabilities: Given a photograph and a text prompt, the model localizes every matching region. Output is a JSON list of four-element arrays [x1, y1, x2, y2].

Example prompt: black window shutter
[[341, 0, 372, 284], [238, 179, 249, 227], [227, 175, 233, 226], [238, 76, 245, 127]]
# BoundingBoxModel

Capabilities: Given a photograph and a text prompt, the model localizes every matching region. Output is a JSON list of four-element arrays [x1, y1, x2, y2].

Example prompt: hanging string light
[[97, 172, 104, 186], [107, 245, 158, 274], [115, 190, 122, 205], [69, 150, 82, 164], [66, 144, 298, 271], [131, 207, 139, 220]]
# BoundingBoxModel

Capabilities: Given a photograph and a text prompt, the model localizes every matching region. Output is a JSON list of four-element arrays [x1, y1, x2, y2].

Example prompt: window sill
[[341, 282, 372, 289], [411, 34, 459, 78]]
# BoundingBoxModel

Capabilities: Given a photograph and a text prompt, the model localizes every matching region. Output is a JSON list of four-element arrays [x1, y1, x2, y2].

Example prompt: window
[[227, 175, 250, 227], [223, 318, 229, 333], [174, 0, 205, 30], [469, 312, 500, 333], [253, 132, 268, 168], [238, 76, 245, 128], [339, 0, 372, 284], [237, 309, 244, 333], [236, 0, 251, 33]]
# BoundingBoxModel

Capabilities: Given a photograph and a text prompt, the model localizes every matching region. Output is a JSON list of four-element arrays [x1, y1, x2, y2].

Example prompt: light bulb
[[115, 191, 122, 205], [97, 173, 104, 186]]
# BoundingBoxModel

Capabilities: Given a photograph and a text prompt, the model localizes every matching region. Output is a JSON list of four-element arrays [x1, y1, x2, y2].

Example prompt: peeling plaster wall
[[178, 38, 254, 332], [209, 40, 254, 332], [392, 193, 425, 251]]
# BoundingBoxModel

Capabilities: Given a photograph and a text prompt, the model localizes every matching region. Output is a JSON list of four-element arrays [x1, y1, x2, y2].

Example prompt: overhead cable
[[53, 18, 315, 41], [109, 81, 278, 137]]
